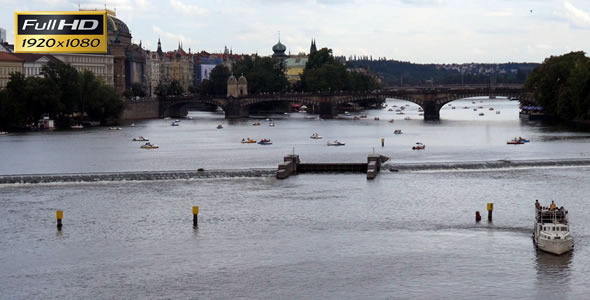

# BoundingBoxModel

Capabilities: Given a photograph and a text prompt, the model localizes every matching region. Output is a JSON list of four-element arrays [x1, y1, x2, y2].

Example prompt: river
[[1, 97, 590, 299]]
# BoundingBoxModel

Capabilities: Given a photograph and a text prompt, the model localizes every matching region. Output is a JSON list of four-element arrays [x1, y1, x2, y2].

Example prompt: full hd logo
[[14, 11, 107, 53]]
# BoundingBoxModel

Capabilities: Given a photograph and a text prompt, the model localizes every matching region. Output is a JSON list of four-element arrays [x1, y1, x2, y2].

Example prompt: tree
[[526, 51, 590, 120], [207, 65, 231, 96], [42, 61, 81, 114], [232, 56, 288, 93]]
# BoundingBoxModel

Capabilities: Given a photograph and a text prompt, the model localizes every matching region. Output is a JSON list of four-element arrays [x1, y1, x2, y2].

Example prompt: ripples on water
[[1, 98, 590, 298]]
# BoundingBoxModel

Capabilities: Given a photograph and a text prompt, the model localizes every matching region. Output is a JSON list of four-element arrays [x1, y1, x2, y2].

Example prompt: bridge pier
[[422, 101, 440, 121], [319, 102, 337, 119], [224, 98, 249, 119]]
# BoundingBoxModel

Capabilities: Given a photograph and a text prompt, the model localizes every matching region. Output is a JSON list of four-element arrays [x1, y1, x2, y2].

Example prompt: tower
[[157, 38, 163, 57], [310, 39, 317, 54]]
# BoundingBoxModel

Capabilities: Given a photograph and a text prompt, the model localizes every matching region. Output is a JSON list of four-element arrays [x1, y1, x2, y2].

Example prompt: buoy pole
[[192, 206, 199, 227], [381, 138, 385, 147], [487, 203, 493, 221], [475, 211, 481, 222], [56, 210, 63, 230]]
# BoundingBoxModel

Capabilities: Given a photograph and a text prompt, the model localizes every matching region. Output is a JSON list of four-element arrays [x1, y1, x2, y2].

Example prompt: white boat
[[310, 133, 323, 139], [130, 123, 136, 127], [109, 127, 122, 130], [70, 124, 83, 129], [171, 121, 179, 126], [132, 136, 149, 142], [0, 131, 8, 135], [533, 206, 574, 255], [327, 140, 345, 146], [140, 142, 159, 149], [269, 122, 275, 127]]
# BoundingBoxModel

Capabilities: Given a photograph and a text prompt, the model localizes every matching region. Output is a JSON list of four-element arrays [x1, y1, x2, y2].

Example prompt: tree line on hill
[[0, 61, 124, 130], [346, 60, 537, 86]]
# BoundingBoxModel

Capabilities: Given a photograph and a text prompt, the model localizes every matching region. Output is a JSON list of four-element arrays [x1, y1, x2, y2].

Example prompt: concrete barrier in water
[[277, 154, 388, 180]]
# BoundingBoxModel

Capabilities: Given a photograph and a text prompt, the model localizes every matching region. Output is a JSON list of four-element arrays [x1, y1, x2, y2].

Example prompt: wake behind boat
[[533, 201, 574, 255]]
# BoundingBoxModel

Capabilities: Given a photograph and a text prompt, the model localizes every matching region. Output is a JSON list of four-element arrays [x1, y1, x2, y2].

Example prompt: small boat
[[187, 116, 193, 120], [472, 101, 476, 104], [489, 107, 494, 111], [451, 107, 456, 109], [473, 108, 477, 111], [70, 124, 83, 129], [518, 137, 530, 143], [388, 108, 394, 112], [310, 133, 323, 139], [217, 124, 223, 129], [507, 138, 525, 145], [252, 122, 261, 126], [132, 136, 149, 142], [269, 122, 275, 127], [344, 112, 351, 116], [418, 113, 424, 116], [360, 114, 367, 118], [478, 106, 484, 109], [171, 121, 179, 126], [479, 113, 484, 116], [327, 140, 345, 146], [496, 111, 501, 114], [392, 105, 398, 108], [175, 119, 180, 123], [265, 118, 273, 122], [258, 139, 272, 145], [464, 106, 469, 109], [241, 138, 256, 143], [0, 131, 8, 135], [533, 205, 574, 255], [397, 112, 405, 115], [404, 117, 412, 120], [394, 129, 402, 134], [130, 123, 136, 127], [374, 117, 380, 120], [353, 116, 360, 120], [109, 127, 122, 130], [140, 142, 159, 149], [412, 142, 425, 150], [388, 119, 395, 123]]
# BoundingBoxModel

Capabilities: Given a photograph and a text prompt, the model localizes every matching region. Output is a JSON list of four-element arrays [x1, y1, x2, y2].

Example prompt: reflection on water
[[535, 250, 573, 298]]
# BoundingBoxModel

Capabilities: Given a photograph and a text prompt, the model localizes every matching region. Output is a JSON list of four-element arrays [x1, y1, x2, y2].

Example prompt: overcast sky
[[2, 0, 590, 63]]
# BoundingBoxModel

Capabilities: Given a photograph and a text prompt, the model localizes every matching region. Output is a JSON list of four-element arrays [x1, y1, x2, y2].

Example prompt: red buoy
[[475, 211, 481, 222]]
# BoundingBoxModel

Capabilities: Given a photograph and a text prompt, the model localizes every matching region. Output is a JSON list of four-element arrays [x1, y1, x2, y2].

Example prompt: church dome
[[228, 74, 237, 84], [272, 40, 287, 57], [107, 15, 131, 38]]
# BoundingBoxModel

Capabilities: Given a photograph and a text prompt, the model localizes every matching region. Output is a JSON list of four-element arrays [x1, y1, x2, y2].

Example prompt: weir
[[276, 154, 389, 180]]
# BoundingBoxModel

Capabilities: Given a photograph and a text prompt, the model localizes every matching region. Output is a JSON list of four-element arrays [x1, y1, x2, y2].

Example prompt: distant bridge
[[159, 84, 532, 120]]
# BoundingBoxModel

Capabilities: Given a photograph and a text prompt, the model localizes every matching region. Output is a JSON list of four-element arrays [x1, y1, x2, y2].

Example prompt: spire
[[310, 38, 317, 54], [157, 37, 162, 56]]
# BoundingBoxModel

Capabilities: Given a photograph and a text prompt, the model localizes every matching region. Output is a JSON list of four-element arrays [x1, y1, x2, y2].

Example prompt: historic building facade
[[51, 53, 114, 86], [0, 52, 23, 89]]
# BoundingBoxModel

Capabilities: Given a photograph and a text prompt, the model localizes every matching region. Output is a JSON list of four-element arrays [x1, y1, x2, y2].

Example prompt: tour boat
[[394, 129, 402, 134], [217, 124, 223, 129], [258, 139, 272, 145], [327, 140, 345, 146], [241, 138, 256, 143], [412, 142, 425, 150], [140, 142, 159, 149], [310, 133, 323, 139], [132, 136, 149, 142], [70, 124, 84, 129], [533, 206, 574, 255]]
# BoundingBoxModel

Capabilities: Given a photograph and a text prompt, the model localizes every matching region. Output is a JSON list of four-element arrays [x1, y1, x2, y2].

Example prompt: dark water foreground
[[1, 166, 590, 299]]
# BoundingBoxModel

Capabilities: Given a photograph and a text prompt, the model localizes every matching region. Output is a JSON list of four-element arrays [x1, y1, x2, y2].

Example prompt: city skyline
[[1, 0, 590, 63]]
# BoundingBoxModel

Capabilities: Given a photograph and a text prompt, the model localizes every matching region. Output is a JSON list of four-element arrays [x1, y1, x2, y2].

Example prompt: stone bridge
[[159, 84, 532, 120]]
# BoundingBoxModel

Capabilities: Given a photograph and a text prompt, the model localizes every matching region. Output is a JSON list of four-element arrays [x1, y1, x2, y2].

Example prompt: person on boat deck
[[550, 201, 557, 211], [535, 200, 540, 210]]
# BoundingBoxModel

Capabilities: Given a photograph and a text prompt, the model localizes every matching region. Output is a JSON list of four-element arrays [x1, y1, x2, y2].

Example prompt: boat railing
[[535, 208, 568, 224]]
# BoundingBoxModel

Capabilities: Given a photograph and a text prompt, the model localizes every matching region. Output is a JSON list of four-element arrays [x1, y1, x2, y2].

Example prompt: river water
[[1, 98, 590, 299]]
